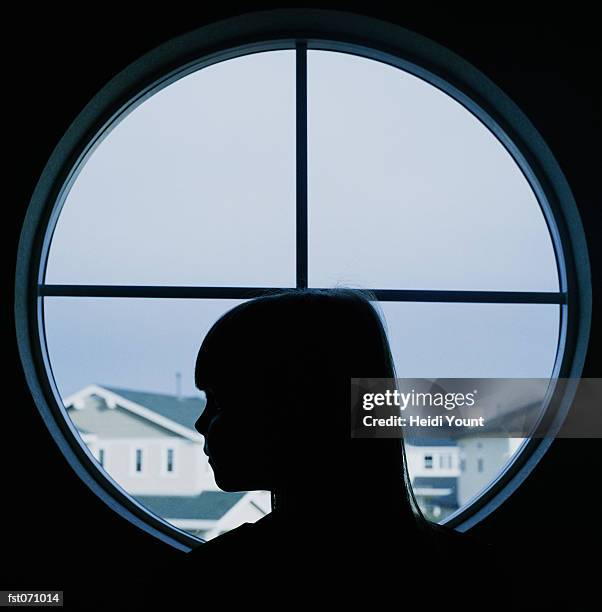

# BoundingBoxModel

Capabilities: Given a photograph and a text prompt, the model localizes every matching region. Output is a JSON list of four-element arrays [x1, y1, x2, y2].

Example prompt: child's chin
[[214, 475, 244, 492]]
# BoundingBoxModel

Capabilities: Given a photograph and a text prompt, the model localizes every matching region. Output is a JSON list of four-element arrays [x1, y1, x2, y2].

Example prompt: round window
[[16, 11, 590, 548]]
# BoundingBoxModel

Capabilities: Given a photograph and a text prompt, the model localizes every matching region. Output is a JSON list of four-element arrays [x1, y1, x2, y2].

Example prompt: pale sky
[[43, 50, 560, 398]]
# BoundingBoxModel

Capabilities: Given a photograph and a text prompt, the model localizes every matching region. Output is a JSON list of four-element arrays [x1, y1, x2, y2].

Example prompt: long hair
[[195, 287, 426, 526]]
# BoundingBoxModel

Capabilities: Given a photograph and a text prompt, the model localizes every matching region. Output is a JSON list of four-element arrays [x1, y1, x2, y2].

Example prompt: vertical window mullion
[[296, 42, 308, 289]]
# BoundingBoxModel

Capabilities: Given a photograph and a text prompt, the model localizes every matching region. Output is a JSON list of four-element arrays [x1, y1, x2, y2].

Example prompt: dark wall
[[6, 8, 600, 607]]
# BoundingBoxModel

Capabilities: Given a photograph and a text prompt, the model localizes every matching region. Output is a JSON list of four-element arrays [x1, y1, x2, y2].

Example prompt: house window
[[478, 458, 484, 473], [16, 11, 589, 548], [135, 449, 143, 473], [98, 448, 105, 468], [460, 458, 466, 473], [439, 454, 452, 469], [166, 448, 175, 473]]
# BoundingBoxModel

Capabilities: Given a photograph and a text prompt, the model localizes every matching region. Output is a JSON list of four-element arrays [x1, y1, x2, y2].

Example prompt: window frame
[[133, 448, 144, 475], [15, 9, 591, 550], [162, 446, 177, 477]]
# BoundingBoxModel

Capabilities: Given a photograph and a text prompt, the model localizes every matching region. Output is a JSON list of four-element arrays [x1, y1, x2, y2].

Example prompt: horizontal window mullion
[[372, 289, 565, 304], [38, 284, 565, 304], [38, 285, 289, 300]]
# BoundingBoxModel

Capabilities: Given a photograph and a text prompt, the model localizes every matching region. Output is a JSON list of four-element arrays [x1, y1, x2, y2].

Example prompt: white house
[[456, 437, 524, 507], [67, 383, 517, 529], [405, 440, 460, 520], [64, 384, 271, 540], [455, 388, 547, 507], [419, 377, 548, 510]]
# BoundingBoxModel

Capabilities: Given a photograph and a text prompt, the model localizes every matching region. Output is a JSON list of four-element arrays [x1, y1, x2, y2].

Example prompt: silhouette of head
[[194, 288, 417, 522]]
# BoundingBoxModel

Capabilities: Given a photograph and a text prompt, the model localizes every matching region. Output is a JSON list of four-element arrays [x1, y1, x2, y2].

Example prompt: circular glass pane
[[42, 47, 561, 538]]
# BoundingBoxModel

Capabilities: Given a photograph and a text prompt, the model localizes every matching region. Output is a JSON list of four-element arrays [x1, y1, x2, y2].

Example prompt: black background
[[6, 6, 600, 608]]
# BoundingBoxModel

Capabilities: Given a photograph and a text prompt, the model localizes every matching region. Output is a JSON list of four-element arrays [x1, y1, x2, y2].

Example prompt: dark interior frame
[[15, 9, 591, 549]]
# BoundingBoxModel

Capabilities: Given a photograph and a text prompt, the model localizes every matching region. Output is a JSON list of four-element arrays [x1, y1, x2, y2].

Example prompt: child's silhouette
[[131, 289, 526, 609]]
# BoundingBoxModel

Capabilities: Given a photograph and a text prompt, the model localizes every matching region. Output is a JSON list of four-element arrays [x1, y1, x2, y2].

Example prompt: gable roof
[[135, 491, 246, 520], [103, 386, 204, 431], [63, 384, 204, 442]]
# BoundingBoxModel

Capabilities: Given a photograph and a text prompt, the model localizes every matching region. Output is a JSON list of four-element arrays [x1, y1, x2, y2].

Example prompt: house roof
[[406, 438, 457, 447], [412, 476, 458, 507], [454, 400, 543, 438], [103, 386, 205, 431], [64, 384, 205, 441], [135, 491, 246, 520]]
